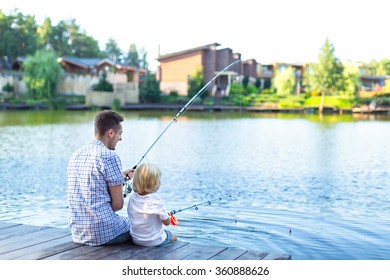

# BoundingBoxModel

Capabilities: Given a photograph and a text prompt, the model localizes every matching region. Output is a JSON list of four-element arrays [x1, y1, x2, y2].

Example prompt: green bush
[[2, 82, 13, 93], [111, 98, 121, 111], [202, 96, 214, 106], [261, 88, 276, 95], [169, 90, 178, 97], [93, 71, 113, 92]]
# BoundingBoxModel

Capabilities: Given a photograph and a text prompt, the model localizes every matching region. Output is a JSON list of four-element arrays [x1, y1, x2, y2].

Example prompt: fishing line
[[123, 60, 241, 197], [168, 192, 241, 225]]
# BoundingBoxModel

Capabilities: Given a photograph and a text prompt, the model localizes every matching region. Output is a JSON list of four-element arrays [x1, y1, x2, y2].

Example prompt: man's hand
[[122, 168, 135, 180]]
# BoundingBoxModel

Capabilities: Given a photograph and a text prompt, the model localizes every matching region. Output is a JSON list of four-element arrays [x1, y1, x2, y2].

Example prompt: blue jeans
[[102, 231, 132, 245], [157, 230, 173, 247]]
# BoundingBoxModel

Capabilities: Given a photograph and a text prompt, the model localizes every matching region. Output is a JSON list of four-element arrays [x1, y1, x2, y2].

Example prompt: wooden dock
[[0, 222, 291, 260]]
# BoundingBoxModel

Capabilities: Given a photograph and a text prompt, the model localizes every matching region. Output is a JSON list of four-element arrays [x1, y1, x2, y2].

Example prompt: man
[[67, 110, 133, 246]]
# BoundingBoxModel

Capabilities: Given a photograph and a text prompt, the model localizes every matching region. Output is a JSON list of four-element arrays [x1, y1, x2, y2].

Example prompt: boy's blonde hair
[[132, 162, 161, 194]]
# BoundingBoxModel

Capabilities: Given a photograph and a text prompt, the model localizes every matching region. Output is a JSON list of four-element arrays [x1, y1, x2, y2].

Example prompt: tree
[[377, 59, 390, 75], [104, 38, 122, 63], [23, 49, 62, 100], [0, 10, 16, 59], [50, 20, 72, 56], [0, 10, 38, 59], [255, 78, 261, 89], [188, 68, 206, 99], [343, 64, 360, 96], [307, 39, 345, 113], [139, 72, 160, 103], [50, 19, 102, 57], [126, 43, 139, 67], [37, 17, 52, 49], [71, 32, 102, 57], [139, 47, 149, 70], [13, 12, 38, 57], [242, 75, 249, 88], [272, 66, 296, 95]]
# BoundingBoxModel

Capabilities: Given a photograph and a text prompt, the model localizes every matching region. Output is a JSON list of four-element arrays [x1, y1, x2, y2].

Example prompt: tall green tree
[[343, 64, 360, 96], [50, 19, 101, 57], [242, 75, 249, 88], [377, 59, 390, 75], [139, 47, 148, 70], [139, 72, 160, 103], [37, 17, 52, 49], [273, 66, 296, 95], [104, 38, 122, 63], [23, 49, 62, 100], [50, 20, 72, 56], [126, 43, 139, 67], [306, 39, 345, 113], [0, 10, 38, 59], [188, 68, 206, 99], [13, 12, 38, 56], [71, 32, 101, 57], [0, 10, 15, 59]]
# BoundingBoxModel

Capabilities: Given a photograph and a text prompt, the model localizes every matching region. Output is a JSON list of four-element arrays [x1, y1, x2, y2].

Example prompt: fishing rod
[[168, 192, 241, 225], [123, 60, 241, 197], [169, 192, 240, 214]]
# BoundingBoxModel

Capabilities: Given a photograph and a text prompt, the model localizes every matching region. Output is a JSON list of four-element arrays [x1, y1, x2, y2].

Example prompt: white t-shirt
[[127, 192, 169, 246]]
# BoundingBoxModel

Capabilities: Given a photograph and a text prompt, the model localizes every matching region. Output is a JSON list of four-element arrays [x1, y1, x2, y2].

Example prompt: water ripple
[[1, 111, 390, 259]]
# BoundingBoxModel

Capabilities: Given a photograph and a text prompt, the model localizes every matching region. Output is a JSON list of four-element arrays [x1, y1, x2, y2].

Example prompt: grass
[[303, 96, 355, 109]]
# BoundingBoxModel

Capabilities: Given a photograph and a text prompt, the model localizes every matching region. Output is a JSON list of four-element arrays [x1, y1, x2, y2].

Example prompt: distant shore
[[1, 102, 390, 115]]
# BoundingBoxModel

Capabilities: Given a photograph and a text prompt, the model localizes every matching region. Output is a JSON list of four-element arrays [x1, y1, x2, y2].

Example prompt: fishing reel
[[123, 178, 133, 198], [123, 166, 137, 198]]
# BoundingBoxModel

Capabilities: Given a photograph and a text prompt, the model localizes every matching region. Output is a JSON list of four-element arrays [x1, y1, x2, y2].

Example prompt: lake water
[[0, 110, 389, 260]]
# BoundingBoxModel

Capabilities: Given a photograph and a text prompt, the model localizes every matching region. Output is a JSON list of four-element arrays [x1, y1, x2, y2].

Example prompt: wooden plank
[[261, 252, 292, 260], [209, 247, 248, 260], [0, 226, 60, 244], [0, 228, 70, 254], [0, 222, 291, 260], [0, 224, 28, 239], [42, 244, 104, 260], [159, 242, 205, 260], [0, 235, 73, 260], [181, 245, 228, 260], [126, 241, 189, 260], [15, 241, 83, 260], [236, 250, 269, 260], [70, 243, 132, 260], [0, 224, 46, 239], [0, 222, 21, 230], [99, 244, 152, 260]]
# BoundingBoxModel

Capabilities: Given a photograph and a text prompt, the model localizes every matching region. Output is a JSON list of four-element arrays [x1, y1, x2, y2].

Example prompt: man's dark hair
[[94, 110, 124, 136]]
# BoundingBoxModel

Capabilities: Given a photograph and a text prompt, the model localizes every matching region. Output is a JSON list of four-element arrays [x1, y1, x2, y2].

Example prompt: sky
[[2, 0, 389, 70]]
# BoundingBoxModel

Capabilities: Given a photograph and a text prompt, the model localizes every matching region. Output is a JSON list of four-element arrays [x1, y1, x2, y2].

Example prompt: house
[[359, 75, 390, 95], [157, 43, 249, 97], [57, 57, 144, 104], [57, 56, 116, 75], [115, 63, 148, 83], [242, 59, 258, 85], [257, 63, 274, 90]]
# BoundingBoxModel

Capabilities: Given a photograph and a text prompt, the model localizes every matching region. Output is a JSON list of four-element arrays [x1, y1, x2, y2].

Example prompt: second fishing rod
[[123, 59, 241, 197]]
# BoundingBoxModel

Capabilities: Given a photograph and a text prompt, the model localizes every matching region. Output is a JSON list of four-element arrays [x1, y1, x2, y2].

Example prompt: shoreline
[[1, 102, 390, 115]]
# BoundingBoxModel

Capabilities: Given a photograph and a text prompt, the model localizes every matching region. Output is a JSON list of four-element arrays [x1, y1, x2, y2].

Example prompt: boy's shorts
[[157, 230, 173, 247]]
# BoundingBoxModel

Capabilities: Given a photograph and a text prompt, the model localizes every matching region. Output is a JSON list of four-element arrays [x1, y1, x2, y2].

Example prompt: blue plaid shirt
[[67, 140, 130, 246]]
